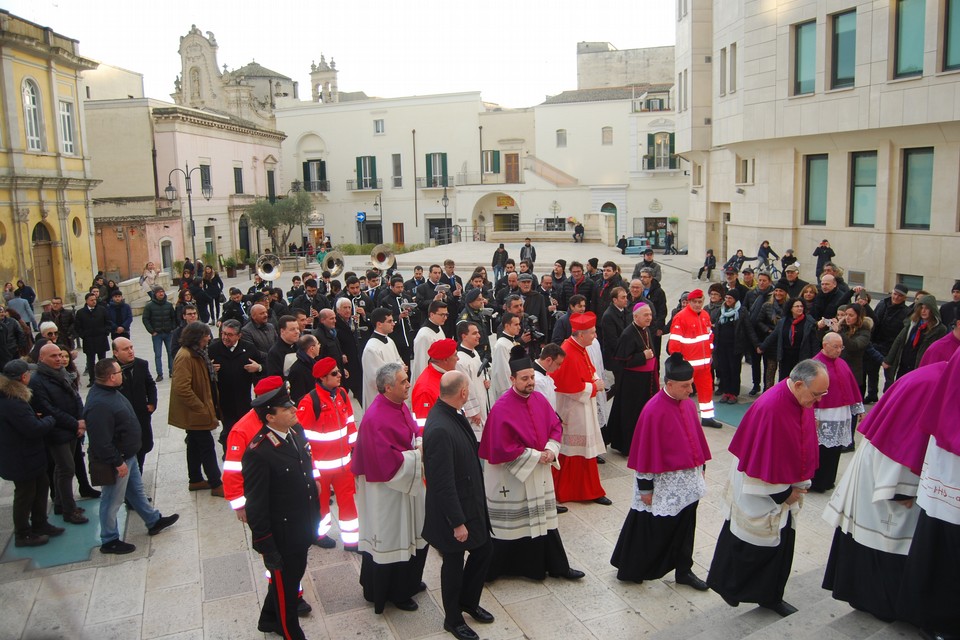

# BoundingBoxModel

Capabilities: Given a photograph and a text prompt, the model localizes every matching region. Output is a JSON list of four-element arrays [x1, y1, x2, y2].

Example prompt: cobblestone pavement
[[0, 241, 913, 639]]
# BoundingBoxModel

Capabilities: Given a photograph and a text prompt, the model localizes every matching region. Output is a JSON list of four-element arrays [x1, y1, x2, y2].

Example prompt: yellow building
[[0, 10, 100, 303]]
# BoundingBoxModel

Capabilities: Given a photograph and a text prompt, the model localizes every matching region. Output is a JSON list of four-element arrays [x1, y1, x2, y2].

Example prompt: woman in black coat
[[761, 297, 818, 381], [202, 266, 224, 325]]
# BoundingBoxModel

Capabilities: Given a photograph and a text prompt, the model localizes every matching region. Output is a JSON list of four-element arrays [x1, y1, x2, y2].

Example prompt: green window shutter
[[355, 157, 363, 187], [302, 162, 311, 191], [492, 151, 500, 174], [647, 133, 655, 153], [371, 157, 377, 185], [669, 133, 677, 169], [319, 160, 327, 181], [426, 154, 433, 184], [441, 153, 448, 183]]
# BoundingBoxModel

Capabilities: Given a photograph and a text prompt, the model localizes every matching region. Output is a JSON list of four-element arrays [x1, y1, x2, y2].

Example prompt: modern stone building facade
[[676, 0, 960, 293]]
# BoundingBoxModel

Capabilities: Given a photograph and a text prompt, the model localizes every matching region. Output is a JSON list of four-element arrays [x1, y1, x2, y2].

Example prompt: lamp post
[[372, 195, 382, 244], [441, 186, 449, 245], [165, 164, 212, 260]]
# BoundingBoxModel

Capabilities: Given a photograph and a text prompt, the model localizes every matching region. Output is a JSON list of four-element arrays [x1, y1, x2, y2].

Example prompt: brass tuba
[[255, 254, 282, 281], [370, 244, 395, 270], [322, 250, 345, 277]]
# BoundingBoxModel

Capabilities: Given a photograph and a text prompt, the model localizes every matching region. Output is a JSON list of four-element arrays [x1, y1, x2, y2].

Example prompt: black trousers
[[184, 431, 222, 486], [13, 472, 50, 536], [84, 348, 107, 382], [261, 545, 308, 640], [439, 539, 493, 626]]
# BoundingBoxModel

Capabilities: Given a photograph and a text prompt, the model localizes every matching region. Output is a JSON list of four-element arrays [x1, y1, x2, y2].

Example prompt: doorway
[[505, 153, 520, 183], [392, 223, 405, 246], [238, 216, 250, 257], [161, 241, 174, 276], [31, 223, 56, 300]]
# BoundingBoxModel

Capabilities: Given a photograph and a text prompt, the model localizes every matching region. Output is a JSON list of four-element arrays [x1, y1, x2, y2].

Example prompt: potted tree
[[172, 260, 185, 286], [223, 256, 238, 278]]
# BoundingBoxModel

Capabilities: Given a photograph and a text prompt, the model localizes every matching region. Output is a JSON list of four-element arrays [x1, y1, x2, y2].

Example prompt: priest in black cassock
[[610, 353, 711, 590], [607, 302, 659, 455]]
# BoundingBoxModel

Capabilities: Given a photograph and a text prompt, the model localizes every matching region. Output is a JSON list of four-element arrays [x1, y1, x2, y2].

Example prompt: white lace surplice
[[814, 403, 865, 449], [632, 468, 707, 517]]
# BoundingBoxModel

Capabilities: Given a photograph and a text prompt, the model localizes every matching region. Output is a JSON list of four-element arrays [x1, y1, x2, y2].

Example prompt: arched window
[[601, 126, 613, 145], [23, 80, 43, 151], [601, 202, 617, 214], [32, 222, 52, 243]]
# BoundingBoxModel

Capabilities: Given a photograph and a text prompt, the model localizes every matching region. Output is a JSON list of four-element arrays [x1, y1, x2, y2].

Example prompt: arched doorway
[[31, 222, 56, 300], [238, 215, 251, 258], [600, 202, 617, 214]]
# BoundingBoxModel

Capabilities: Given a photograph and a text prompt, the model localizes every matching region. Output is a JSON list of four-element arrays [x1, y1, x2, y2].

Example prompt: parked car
[[623, 236, 653, 255]]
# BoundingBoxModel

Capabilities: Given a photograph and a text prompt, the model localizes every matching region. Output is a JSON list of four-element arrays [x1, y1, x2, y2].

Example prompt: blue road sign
[[356, 211, 366, 223]]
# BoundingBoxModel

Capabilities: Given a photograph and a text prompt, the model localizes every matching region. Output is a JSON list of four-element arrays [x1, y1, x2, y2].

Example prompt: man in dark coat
[[207, 320, 262, 448], [219, 288, 249, 326], [416, 265, 458, 331], [290, 278, 329, 331], [242, 383, 320, 639], [334, 299, 363, 402], [30, 343, 87, 524], [380, 276, 419, 366], [868, 284, 911, 402], [40, 296, 76, 349], [422, 371, 494, 640], [264, 315, 300, 378], [112, 337, 158, 472], [558, 262, 596, 312], [0, 360, 59, 547], [600, 288, 630, 371], [638, 269, 669, 357], [315, 309, 345, 369], [107, 290, 133, 341], [286, 334, 321, 403], [74, 291, 110, 385]]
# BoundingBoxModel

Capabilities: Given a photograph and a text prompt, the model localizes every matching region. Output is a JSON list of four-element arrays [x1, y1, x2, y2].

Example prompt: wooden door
[[505, 153, 520, 183], [32, 241, 55, 300], [392, 223, 405, 246]]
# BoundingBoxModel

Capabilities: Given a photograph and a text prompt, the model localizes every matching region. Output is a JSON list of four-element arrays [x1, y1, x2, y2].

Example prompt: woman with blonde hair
[[800, 283, 819, 312], [140, 262, 158, 297]]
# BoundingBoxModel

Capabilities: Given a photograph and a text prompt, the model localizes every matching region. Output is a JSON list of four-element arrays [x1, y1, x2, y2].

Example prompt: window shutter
[[426, 154, 433, 183], [370, 157, 377, 185], [441, 153, 448, 182], [303, 162, 311, 191], [319, 160, 327, 181], [647, 133, 655, 153], [492, 151, 501, 174], [356, 157, 363, 186], [669, 133, 677, 169]]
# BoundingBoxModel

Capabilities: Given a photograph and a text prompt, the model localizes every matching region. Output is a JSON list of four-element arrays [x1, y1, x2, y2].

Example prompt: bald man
[[241, 304, 278, 362], [112, 337, 158, 471]]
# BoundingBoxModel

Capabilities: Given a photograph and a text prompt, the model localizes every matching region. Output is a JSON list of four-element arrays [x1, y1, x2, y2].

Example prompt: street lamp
[[165, 164, 212, 260], [372, 194, 383, 241], [441, 186, 449, 245]]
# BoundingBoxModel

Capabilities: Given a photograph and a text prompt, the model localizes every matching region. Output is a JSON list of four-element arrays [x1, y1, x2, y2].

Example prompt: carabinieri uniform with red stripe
[[297, 384, 359, 548]]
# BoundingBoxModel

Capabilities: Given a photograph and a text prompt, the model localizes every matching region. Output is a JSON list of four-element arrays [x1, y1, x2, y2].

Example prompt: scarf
[[790, 314, 806, 345], [718, 301, 740, 325], [910, 321, 928, 348], [192, 345, 218, 383]]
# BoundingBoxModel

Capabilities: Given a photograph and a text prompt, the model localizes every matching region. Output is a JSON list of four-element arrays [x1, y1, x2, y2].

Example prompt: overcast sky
[[8, 0, 675, 108]]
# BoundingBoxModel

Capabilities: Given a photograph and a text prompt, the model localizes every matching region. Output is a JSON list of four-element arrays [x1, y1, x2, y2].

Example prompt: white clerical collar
[[663, 388, 684, 401]]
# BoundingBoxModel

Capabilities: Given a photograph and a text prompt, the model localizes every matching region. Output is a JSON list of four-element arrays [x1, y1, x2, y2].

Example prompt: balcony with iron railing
[[303, 180, 330, 192], [346, 178, 383, 191], [642, 155, 680, 171], [632, 97, 673, 113], [455, 172, 522, 186], [416, 176, 455, 189]]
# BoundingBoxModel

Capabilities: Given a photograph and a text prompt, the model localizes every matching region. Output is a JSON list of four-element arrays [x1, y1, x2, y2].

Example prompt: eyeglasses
[[330, 370, 342, 376]]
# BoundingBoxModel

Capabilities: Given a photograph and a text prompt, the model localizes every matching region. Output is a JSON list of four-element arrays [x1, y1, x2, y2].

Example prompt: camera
[[523, 314, 545, 341]]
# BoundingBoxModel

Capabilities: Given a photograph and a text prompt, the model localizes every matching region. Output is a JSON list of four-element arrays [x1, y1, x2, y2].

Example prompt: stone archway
[[31, 222, 56, 300], [472, 192, 519, 233]]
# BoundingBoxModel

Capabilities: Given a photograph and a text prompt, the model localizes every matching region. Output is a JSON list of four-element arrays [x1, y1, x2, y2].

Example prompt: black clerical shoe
[[460, 605, 495, 623], [393, 598, 418, 611], [417, 581, 428, 593], [760, 600, 798, 617], [593, 496, 612, 506], [257, 620, 280, 634], [749, 385, 761, 396], [443, 621, 479, 640], [719, 594, 739, 607], [297, 597, 312, 616], [549, 568, 586, 580], [596, 456, 606, 464], [701, 418, 723, 429], [675, 570, 709, 591], [556, 505, 569, 514], [313, 535, 336, 548]]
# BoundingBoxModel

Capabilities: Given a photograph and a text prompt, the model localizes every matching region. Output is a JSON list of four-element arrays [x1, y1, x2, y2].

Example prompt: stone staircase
[[649, 568, 916, 640]]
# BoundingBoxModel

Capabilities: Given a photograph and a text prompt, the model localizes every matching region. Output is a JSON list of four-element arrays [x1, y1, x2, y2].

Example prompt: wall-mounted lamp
[[207, 217, 217, 222], [690, 189, 698, 195], [736, 187, 746, 195]]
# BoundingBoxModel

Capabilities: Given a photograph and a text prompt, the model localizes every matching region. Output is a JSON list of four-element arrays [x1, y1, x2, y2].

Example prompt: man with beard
[[611, 353, 710, 590], [112, 338, 158, 471], [480, 347, 584, 583]]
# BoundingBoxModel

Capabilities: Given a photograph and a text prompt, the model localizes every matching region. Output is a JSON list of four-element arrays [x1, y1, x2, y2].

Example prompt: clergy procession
[[185, 244, 960, 640]]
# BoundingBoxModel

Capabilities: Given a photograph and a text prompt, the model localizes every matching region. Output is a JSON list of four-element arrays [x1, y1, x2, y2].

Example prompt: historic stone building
[[0, 10, 100, 304], [676, 0, 960, 293]]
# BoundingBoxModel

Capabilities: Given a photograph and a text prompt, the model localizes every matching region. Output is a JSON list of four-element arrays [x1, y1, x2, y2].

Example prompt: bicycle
[[756, 258, 781, 280]]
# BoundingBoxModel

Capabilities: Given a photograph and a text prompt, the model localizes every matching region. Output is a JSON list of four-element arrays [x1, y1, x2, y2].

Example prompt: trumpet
[[322, 250, 345, 277], [370, 244, 395, 270], [256, 254, 282, 281]]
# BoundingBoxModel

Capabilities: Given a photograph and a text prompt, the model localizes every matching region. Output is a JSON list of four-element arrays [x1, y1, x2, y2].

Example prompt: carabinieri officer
[[242, 381, 320, 639]]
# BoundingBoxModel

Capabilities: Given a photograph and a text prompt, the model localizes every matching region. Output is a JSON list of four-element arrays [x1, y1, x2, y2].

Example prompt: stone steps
[[648, 568, 912, 640]]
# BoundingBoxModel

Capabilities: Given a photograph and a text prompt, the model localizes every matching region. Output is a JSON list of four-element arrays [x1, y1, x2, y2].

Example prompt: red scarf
[[911, 321, 928, 348], [572, 276, 584, 294], [790, 314, 805, 345]]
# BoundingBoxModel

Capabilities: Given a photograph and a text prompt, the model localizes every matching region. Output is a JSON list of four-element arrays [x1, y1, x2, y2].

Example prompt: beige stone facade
[[677, 0, 960, 294]]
